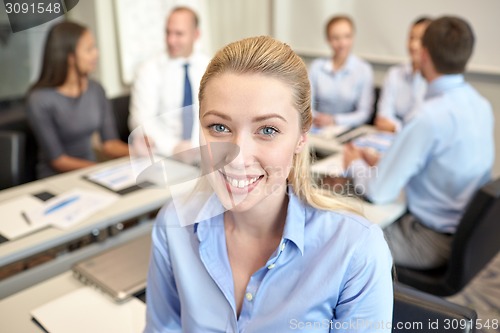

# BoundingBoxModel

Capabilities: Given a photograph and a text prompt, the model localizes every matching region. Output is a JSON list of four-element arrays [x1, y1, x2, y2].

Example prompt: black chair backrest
[[0, 103, 38, 183], [447, 178, 500, 292], [111, 95, 131, 144], [0, 130, 26, 190], [368, 86, 381, 125], [393, 283, 477, 333]]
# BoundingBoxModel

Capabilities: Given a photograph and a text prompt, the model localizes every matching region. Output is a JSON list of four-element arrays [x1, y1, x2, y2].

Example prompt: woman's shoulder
[[305, 204, 386, 246], [350, 54, 373, 72], [308, 205, 376, 230], [156, 200, 184, 228], [309, 57, 328, 71], [87, 79, 106, 95], [26, 88, 59, 112], [155, 193, 215, 232], [27, 87, 56, 101]]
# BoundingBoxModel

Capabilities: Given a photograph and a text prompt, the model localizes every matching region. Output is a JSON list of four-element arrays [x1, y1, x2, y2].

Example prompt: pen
[[44, 196, 80, 215], [21, 211, 31, 226]]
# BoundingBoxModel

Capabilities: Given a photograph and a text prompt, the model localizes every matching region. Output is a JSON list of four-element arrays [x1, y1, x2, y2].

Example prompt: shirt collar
[[168, 53, 197, 66], [425, 74, 465, 99], [193, 192, 225, 241], [282, 185, 306, 255], [195, 185, 307, 255], [322, 54, 354, 75], [403, 63, 414, 79]]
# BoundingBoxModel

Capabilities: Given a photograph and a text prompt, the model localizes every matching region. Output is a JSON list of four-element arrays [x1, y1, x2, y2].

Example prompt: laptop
[[72, 234, 151, 303]]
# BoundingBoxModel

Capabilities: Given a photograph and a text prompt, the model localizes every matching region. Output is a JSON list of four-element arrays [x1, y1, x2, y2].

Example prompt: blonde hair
[[199, 36, 360, 214]]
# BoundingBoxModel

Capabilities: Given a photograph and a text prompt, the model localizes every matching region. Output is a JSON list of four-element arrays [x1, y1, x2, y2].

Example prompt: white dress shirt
[[129, 52, 210, 156]]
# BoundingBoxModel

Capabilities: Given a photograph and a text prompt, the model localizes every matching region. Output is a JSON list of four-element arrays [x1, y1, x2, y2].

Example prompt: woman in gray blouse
[[27, 21, 128, 178]]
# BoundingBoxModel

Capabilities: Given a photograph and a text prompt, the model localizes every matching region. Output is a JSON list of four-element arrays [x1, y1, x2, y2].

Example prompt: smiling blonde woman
[[145, 36, 393, 333]]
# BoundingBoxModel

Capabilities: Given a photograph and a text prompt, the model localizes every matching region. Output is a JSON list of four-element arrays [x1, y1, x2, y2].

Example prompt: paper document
[[86, 158, 154, 192], [310, 125, 349, 140], [311, 154, 344, 176], [25, 188, 119, 230], [0, 195, 47, 240], [353, 133, 394, 153], [31, 287, 145, 333]]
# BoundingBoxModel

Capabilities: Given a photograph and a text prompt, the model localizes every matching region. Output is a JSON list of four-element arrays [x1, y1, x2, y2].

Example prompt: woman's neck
[[411, 61, 420, 74], [57, 68, 88, 97], [332, 54, 348, 70], [225, 187, 289, 240]]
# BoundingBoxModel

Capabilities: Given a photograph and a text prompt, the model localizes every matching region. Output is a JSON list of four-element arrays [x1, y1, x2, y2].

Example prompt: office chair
[[0, 102, 38, 182], [393, 283, 477, 333], [111, 95, 131, 143], [0, 130, 26, 190], [396, 178, 500, 296], [368, 86, 381, 125]]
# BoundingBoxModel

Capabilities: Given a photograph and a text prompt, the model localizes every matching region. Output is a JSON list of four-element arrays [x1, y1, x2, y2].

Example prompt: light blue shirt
[[309, 55, 374, 127], [377, 63, 427, 131], [145, 187, 393, 332], [350, 74, 494, 233]]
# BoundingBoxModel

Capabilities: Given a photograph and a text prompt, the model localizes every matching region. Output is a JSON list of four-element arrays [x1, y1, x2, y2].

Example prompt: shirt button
[[245, 292, 253, 301], [267, 263, 276, 270]]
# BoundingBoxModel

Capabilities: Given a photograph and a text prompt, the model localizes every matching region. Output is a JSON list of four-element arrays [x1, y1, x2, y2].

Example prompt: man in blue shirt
[[344, 16, 494, 269]]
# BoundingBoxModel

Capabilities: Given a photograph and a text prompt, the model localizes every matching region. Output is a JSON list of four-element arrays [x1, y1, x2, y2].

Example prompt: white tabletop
[[0, 157, 199, 267], [0, 271, 88, 333]]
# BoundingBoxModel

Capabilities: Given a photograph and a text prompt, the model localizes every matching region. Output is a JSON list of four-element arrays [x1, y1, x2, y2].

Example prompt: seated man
[[344, 16, 494, 270], [375, 17, 432, 133], [128, 7, 209, 158]]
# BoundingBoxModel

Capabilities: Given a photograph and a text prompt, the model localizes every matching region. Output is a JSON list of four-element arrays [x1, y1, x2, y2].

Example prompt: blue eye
[[209, 124, 229, 133], [259, 126, 278, 136]]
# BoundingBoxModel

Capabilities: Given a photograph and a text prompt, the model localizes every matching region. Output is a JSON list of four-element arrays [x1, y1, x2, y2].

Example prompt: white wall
[[274, 0, 500, 75], [207, 0, 270, 52]]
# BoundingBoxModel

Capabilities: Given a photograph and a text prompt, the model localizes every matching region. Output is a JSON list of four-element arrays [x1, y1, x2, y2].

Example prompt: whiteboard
[[113, 0, 210, 84], [273, 0, 500, 75]]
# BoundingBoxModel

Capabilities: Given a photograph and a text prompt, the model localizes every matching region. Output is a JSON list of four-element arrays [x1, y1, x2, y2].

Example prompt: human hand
[[375, 117, 396, 133], [360, 148, 380, 167], [343, 142, 363, 169]]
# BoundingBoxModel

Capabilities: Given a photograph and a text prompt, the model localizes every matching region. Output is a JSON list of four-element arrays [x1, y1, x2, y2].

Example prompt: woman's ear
[[295, 133, 308, 154]]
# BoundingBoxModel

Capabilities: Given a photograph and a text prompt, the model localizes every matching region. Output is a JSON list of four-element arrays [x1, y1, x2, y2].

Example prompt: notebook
[[72, 234, 151, 303], [31, 287, 146, 333]]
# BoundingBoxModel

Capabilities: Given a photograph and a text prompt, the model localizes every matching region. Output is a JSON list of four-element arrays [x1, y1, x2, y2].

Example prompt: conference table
[[0, 126, 406, 332], [0, 156, 199, 298]]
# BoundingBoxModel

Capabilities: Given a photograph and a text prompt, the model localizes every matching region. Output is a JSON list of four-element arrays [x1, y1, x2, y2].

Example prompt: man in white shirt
[[129, 7, 210, 157]]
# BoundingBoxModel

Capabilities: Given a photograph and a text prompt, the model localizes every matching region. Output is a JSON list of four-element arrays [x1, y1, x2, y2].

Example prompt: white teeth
[[225, 175, 261, 188]]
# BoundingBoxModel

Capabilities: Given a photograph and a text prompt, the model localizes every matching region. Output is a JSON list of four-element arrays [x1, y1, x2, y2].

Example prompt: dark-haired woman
[[27, 21, 128, 178]]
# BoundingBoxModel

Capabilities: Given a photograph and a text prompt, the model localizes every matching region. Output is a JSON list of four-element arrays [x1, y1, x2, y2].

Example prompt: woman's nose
[[226, 134, 256, 169]]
